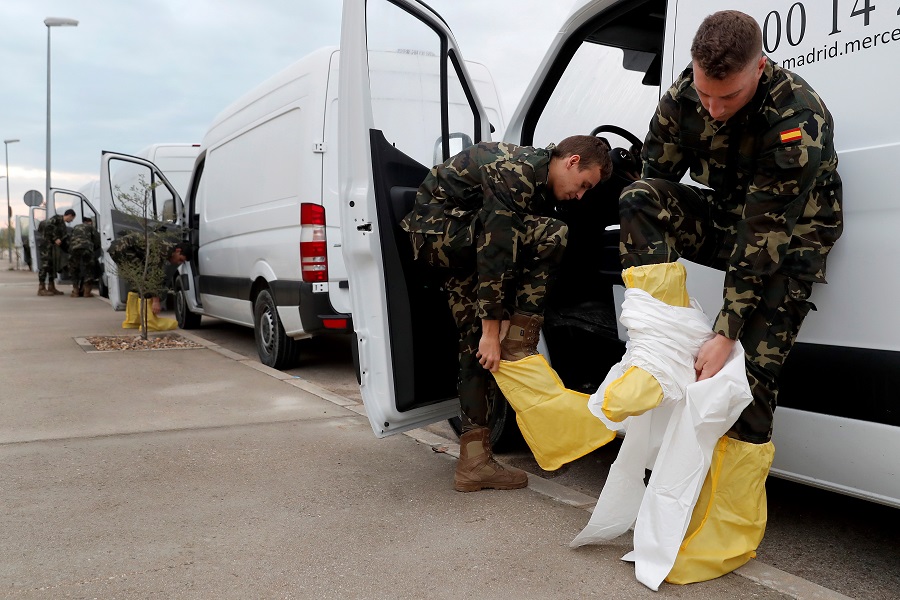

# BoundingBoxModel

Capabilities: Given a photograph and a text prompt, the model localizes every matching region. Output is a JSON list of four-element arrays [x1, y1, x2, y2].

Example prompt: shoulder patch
[[780, 127, 802, 143]]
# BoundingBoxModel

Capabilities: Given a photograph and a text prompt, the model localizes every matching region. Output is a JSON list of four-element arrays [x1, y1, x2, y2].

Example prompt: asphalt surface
[[0, 267, 890, 599]]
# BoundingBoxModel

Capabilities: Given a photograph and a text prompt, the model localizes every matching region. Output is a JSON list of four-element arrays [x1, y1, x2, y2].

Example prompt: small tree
[[109, 176, 178, 340]]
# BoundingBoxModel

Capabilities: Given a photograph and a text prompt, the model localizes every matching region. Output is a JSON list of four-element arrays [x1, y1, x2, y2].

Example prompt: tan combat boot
[[38, 282, 52, 296], [48, 281, 64, 295], [500, 311, 543, 361], [454, 427, 528, 492], [70, 286, 82, 297], [82, 283, 94, 298]]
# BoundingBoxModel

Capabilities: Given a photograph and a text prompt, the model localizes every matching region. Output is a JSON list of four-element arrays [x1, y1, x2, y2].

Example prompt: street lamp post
[[4, 139, 19, 267], [44, 17, 78, 214]]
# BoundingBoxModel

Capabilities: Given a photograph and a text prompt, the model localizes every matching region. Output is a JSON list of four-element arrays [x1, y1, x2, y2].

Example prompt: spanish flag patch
[[780, 127, 802, 143]]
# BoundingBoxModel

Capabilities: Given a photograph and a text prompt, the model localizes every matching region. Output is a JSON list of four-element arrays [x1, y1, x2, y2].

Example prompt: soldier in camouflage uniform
[[616, 11, 843, 583], [402, 135, 612, 492], [67, 217, 102, 297], [37, 208, 76, 296], [108, 230, 190, 316]]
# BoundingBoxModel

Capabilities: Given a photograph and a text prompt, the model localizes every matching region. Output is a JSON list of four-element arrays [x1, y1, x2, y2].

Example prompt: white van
[[99, 143, 200, 310], [104, 46, 505, 369], [338, 0, 900, 509]]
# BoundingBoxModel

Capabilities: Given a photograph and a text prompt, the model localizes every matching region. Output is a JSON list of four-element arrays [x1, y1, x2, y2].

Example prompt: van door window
[[365, 0, 479, 167], [532, 42, 662, 149], [108, 158, 178, 224], [51, 190, 83, 222]]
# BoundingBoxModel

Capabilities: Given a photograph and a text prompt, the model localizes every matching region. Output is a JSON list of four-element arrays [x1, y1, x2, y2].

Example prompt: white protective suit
[[570, 288, 753, 591]]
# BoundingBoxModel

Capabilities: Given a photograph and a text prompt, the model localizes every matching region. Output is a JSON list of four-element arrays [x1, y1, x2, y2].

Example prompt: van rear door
[[47, 188, 98, 283], [99, 151, 183, 310], [338, 0, 494, 437]]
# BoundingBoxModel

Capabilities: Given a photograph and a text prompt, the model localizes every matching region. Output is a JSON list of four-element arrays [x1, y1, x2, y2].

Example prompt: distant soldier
[[37, 208, 76, 296], [67, 216, 102, 297]]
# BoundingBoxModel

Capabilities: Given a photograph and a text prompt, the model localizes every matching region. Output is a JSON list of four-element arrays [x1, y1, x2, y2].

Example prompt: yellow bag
[[666, 436, 776, 584], [122, 292, 177, 331], [492, 355, 616, 471]]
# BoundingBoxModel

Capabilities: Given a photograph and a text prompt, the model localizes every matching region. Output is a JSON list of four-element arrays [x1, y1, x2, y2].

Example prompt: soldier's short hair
[[64, 209, 76, 217], [82, 216, 93, 223], [691, 10, 762, 80], [552, 135, 613, 182], [171, 241, 192, 261]]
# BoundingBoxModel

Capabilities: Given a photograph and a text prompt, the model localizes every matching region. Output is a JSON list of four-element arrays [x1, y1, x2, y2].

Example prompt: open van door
[[99, 151, 183, 310], [48, 188, 99, 284], [338, 0, 494, 437], [27, 206, 46, 274]]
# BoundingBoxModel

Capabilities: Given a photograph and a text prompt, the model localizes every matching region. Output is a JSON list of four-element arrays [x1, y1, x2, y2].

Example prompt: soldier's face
[[548, 155, 603, 202], [693, 56, 766, 122]]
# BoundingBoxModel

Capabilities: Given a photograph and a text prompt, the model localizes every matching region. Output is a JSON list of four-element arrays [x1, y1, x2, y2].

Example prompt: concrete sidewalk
[[0, 268, 806, 599]]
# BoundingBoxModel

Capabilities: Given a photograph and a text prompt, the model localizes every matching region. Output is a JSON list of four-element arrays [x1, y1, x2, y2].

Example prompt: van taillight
[[300, 203, 327, 282]]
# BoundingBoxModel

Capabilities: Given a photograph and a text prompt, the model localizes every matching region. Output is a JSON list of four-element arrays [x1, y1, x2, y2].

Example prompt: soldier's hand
[[54, 239, 62, 246], [151, 297, 162, 315], [477, 318, 503, 373], [695, 334, 736, 381]]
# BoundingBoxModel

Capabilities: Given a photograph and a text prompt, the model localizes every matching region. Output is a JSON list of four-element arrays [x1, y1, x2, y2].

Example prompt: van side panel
[[197, 68, 323, 334]]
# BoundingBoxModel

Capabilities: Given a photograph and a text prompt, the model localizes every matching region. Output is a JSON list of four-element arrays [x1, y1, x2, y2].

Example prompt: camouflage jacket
[[643, 59, 843, 339], [38, 214, 69, 248], [401, 142, 556, 320], [69, 223, 101, 255]]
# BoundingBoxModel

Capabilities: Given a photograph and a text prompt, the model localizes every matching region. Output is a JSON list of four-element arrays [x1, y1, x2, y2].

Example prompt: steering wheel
[[590, 124, 643, 182], [590, 124, 643, 154]]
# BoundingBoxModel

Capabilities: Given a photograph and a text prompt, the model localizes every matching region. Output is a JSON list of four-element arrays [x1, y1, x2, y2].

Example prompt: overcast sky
[[0, 0, 575, 221]]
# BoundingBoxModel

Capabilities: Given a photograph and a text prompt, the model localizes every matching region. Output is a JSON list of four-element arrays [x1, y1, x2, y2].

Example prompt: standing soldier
[[611, 10, 842, 584], [401, 136, 612, 492], [67, 216, 102, 297], [37, 208, 76, 296]]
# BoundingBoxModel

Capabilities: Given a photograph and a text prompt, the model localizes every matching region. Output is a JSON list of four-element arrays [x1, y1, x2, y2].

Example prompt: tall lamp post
[[4, 139, 19, 266], [45, 17, 78, 213]]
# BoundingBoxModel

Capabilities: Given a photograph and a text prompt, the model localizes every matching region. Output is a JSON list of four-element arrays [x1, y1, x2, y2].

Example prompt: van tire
[[175, 284, 201, 329], [253, 289, 299, 369]]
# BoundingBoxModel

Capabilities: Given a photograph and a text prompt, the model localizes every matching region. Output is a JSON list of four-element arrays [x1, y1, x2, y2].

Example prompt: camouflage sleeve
[[474, 161, 537, 320], [716, 109, 828, 339], [47, 216, 68, 243], [641, 84, 689, 181]]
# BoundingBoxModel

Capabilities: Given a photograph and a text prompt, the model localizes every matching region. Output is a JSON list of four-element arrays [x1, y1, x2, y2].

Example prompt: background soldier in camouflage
[[108, 230, 190, 316], [402, 135, 612, 492], [620, 11, 842, 444], [67, 216, 102, 297], [617, 11, 843, 584], [36, 208, 76, 296]]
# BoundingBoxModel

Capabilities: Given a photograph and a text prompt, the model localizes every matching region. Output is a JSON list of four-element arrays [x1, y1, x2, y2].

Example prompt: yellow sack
[[492, 355, 616, 471], [122, 292, 142, 329], [122, 292, 178, 332], [666, 436, 776, 585]]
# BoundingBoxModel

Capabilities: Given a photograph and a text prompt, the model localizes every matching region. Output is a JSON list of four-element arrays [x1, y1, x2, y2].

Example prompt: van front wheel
[[253, 289, 299, 369], [175, 283, 201, 329]]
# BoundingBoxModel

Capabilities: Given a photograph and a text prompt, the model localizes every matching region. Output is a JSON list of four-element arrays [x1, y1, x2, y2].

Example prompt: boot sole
[[454, 479, 528, 492]]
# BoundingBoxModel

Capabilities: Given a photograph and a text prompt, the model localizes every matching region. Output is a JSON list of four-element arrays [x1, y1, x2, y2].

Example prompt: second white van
[[106, 45, 506, 369]]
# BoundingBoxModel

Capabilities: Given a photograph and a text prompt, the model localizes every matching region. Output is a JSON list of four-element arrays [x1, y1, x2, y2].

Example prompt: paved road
[[187, 315, 900, 600]]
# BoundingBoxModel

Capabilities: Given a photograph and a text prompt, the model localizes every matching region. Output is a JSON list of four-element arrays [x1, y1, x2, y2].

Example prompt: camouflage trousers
[[415, 215, 568, 430], [38, 245, 62, 284], [619, 179, 816, 443], [68, 251, 97, 288]]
